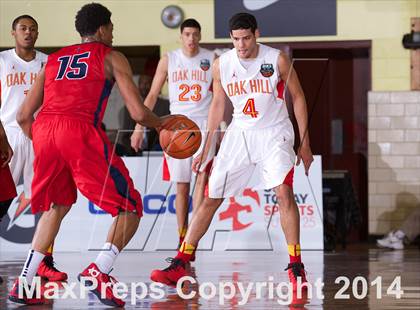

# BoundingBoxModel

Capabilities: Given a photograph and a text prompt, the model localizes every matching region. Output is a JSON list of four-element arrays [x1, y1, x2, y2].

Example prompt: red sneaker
[[8, 278, 45, 305], [285, 262, 308, 292], [78, 263, 125, 307], [150, 258, 187, 287], [37, 255, 68, 281]]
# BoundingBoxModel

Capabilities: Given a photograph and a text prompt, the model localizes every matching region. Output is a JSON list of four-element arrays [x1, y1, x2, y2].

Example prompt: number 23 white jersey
[[167, 48, 214, 119], [219, 43, 289, 129]]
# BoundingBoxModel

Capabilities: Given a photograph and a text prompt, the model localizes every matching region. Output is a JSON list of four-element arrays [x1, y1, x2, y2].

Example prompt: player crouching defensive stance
[[8, 3, 169, 307], [150, 12, 314, 292]]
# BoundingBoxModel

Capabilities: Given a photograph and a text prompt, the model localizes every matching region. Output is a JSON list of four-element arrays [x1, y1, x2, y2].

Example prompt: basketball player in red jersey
[[151, 13, 313, 293], [8, 3, 166, 307]]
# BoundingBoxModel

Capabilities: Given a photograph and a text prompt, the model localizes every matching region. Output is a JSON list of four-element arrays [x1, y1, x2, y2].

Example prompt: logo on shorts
[[260, 63, 274, 77], [200, 59, 210, 71]]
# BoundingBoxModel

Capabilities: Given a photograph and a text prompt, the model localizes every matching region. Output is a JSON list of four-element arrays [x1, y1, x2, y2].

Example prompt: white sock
[[20, 249, 45, 284], [94, 243, 120, 274]]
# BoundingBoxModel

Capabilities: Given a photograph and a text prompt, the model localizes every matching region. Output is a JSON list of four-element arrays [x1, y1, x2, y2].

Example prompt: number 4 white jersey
[[167, 48, 214, 118], [219, 44, 289, 129], [0, 48, 47, 128]]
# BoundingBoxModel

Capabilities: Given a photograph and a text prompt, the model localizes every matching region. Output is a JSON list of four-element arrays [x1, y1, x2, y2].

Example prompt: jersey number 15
[[55, 52, 90, 80]]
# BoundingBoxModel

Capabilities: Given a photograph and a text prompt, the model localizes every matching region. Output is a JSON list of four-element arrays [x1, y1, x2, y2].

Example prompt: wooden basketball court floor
[[0, 248, 419, 309]]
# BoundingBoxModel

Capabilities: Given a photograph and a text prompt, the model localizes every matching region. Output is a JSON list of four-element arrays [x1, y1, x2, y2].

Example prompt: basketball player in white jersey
[[0, 15, 67, 281], [151, 13, 314, 292], [131, 19, 215, 251]]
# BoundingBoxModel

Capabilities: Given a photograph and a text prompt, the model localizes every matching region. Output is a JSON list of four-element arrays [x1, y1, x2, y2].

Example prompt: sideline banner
[[0, 156, 323, 252]]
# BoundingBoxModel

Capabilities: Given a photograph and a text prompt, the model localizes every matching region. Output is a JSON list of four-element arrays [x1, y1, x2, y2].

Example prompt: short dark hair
[[229, 13, 258, 34], [180, 18, 201, 33], [75, 3, 112, 37], [12, 15, 38, 30]]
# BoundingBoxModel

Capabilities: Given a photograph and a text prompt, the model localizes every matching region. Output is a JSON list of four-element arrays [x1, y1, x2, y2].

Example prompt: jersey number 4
[[179, 84, 202, 102], [55, 52, 90, 80], [243, 98, 259, 118]]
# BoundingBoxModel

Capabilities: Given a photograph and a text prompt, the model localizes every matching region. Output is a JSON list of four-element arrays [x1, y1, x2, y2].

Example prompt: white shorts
[[163, 117, 216, 183], [5, 126, 34, 198], [208, 120, 296, 198]]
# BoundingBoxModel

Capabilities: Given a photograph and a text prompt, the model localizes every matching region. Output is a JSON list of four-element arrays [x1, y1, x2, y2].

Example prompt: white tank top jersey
[[219, 43, 289, 129], [0, 48, 47, 128], [167, 48, 215, 118]]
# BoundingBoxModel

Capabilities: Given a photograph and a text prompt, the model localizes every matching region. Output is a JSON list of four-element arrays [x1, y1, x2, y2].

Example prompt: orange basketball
[[159, 115, 202, 159]]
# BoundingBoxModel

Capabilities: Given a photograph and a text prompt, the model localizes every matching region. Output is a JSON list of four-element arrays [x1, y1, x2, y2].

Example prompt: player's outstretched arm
[[278, 53, 313, 175], [130, 55, 168, 151], [109, 50, 162, 129], [192, 58, 226, 173], [0, 121, 13, 167], [16, 67, 45, 139]]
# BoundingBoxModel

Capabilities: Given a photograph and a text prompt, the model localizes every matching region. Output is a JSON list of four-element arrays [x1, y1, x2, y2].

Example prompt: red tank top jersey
[[39, 42, 113, 126]]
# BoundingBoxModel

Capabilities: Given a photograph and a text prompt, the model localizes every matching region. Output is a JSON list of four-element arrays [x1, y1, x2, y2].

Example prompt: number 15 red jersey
[[39, 42, 113, 126]]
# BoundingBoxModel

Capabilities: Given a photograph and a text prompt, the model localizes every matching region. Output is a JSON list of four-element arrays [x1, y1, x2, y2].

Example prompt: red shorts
[[0, 158, 17, 202], [31, 117, 143, 217]]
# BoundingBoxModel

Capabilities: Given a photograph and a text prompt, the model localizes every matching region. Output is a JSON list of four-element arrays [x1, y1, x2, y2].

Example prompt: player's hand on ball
[[157, 114, 182, 132], [297, 145, 313, 176], [130, 129, 144, 152]]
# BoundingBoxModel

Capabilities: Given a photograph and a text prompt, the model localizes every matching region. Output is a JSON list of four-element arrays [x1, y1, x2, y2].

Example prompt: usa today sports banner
[[0, 156, 323, 252]]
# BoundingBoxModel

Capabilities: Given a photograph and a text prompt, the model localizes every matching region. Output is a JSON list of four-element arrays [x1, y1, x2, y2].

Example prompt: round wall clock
[[161, 5, 184, 29]]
